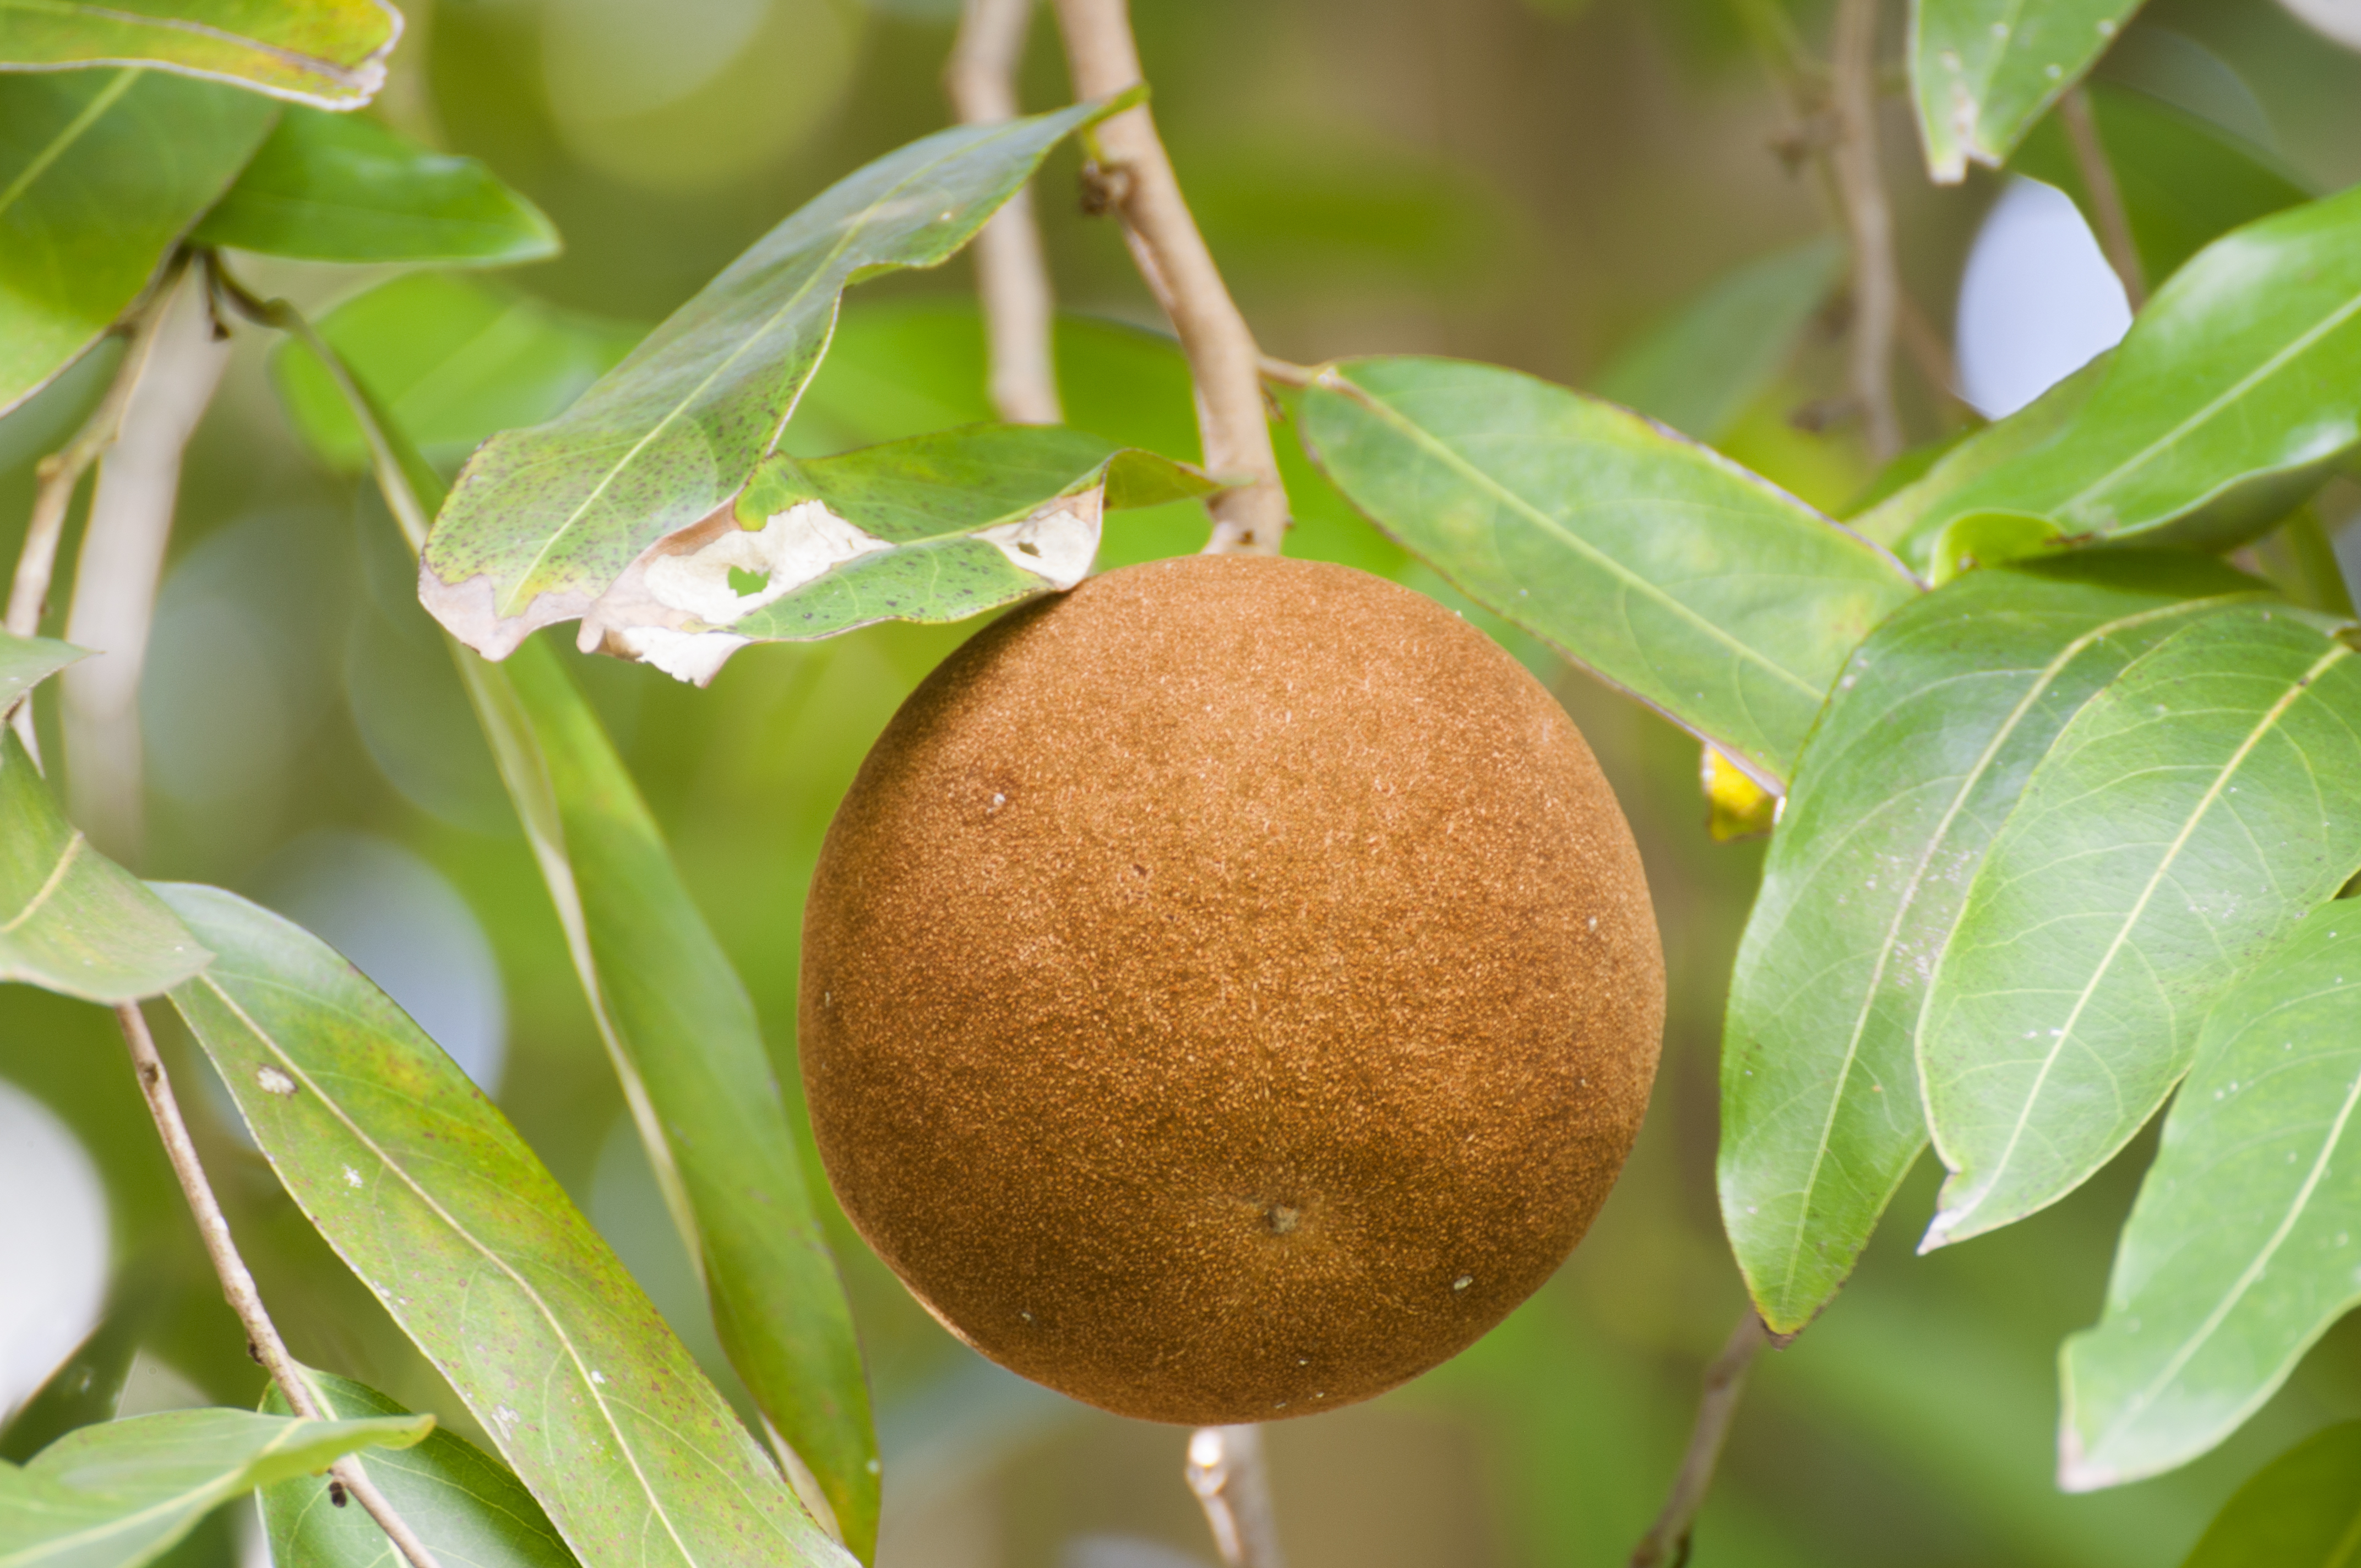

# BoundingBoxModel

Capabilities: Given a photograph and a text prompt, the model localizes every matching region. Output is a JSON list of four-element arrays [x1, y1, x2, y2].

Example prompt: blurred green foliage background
[[9, 1, 2361, 1564]]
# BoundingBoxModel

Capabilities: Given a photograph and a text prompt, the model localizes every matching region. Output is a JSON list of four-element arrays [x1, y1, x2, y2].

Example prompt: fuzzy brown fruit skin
[[800, 554, 1663, 1424]]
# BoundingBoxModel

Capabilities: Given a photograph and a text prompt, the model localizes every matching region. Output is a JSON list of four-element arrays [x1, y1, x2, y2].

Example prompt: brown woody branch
[[1186, 1424, 1287, 1568], [948, 0, 1064, 424], [3, 257, 190, 763], [2058, 87, 2146, 311], [1051, 0, 1288, 554], [1829, 0, 1901, 461], [116, 1002, 445, 1568], [1629, 1311, 1771, 1568]]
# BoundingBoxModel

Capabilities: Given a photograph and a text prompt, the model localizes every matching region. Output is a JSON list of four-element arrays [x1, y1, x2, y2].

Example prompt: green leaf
[[1296, 355, 1920, 788], [1722, 554, 2268, 1333], [258, 291, 881, 1554], [0, 730, 210, 1001], [1919, 605, 2361, 1249], [269, 273, 641, 475], [2174, 1422, 2361, 1565], [0, 631, 86, 711], [1853, 355, 2107, 557], [579, 424, 1221, 684], [1910, 0, 2144, 182], [0, 69, 275, 418], [155, 884, 858, 1568], [260, 1373, 578, 1568], [418, 94, 1140, 661], [192, 106, 557, 265], [451, 642, 881, 1556], [1591, 237, 1843, 443], [2061, 909, 2361, 1486], [0, 1407, 429, 1568], [0, 2, 401, 108], [2011, 81, 2313, 287], [1886, 186, 2361, 557]]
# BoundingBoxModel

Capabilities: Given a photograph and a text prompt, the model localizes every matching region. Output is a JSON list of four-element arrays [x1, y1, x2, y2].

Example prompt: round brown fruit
[[800, 554, 1663, 1424]]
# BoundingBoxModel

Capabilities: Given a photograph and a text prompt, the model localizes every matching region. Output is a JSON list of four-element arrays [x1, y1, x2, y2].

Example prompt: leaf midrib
[[492, 117, 1058, 618], [0, 67, 135, 221], [1935, 636, 2355, 1234], [1325, 374, 1834, 706], [0, 1, 378, 86], [7, 1419, 347, 1568], [1767, 594, 2248, 1309], [2057, 280, 2361, 525], [2088, 983, 2361, 1460], [193, 970, 797, 1568]]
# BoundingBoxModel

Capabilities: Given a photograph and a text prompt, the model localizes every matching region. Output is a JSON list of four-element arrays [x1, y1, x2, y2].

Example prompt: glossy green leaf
[[2174, 1422, 2361, 1565], [1723, 554, 2268, 1333], [155, 884, 858, 1568], [1925, 510, 2068, 584], [193, 106, 556, 265], [2063, 910, 2361, 1486], [452, 643, 880, 1556], [418, 94, 1138, 661], [0, 1407, 428, 1568], [1591, 238, 1843, 443], [1919, 606, 2361, 1248], [0, 731, 210, 1001], [2012, 82, 2313, 287], [579, 424, 1220, 684], [1887, 186, 2361, 556], [0, 69, 274, 418], [1853, 355, 2107, 559], [1911, 0, 2144, 181], [0, 632, 86, 712], [0, 2, 400, 108], [261, 1374, 577, 1568], [270, 273, 641, 475], [307, 344, 882, 1556], [1297, 355, 1920, 787]]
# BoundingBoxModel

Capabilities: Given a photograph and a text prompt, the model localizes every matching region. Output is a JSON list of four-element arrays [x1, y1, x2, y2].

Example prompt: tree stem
[[1186, 1424, 1286, 1568], [1829, 0, 1901, 462], [3, 257, 189, 763], [1629, 1311, 1770, 1568], [2058, 86, 2146, 311], [115, 1001, 445, 1568], [1051, 0, 1288, 555], [947, 0, 1064, 425]]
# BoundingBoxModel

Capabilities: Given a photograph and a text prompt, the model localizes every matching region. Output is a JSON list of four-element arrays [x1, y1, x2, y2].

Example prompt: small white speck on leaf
[[257, 1067, 297, 1097], [342, 1166, 363, 1188], [1451, 1275, 1473, 1292]]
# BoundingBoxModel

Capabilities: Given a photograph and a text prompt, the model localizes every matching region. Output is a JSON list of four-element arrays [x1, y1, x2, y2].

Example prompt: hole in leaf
[[1015, 540, 1041, 558], [727, 566, 770, 596]]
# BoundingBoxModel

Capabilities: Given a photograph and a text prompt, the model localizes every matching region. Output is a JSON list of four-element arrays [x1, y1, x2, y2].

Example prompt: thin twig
[[1894, 291, 1961, 409], [1052, 0, 1288, 554], [2058, 86, 2146, 311], [1829, 0, 1901, 462], [1186, 1425, 1286, 1568], [58, 268, 231, 860], [1256, 355, 1318, 390], [947, 0, 1064, 424], [206, 259, 434, 552], [3, 257, 189, 761], [1629, 1312, 1771, 1568], [115, 1002, 446, 1568]]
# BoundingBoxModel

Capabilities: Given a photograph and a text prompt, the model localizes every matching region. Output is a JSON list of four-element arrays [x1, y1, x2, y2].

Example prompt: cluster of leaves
[[5, 2, 2361, 1567]]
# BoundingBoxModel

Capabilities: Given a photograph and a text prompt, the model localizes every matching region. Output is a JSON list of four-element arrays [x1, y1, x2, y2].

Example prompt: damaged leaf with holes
[[416, 94, 1140, 661], [582, 423, 1220, 684]]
